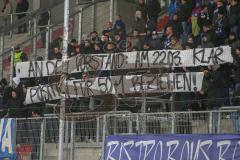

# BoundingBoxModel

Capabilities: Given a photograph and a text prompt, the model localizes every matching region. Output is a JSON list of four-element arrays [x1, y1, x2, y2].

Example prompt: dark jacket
[[38, 12, 50, 26], [165, 19, 183, 37], [133, 18, 146, 33], [229, 3, 240, 27], [16, 0, 29, 14], [178, 2, 192, 22], [147, 0, 161, 19]]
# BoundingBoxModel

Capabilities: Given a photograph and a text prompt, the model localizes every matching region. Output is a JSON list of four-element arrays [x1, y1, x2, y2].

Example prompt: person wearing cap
[[213, 8, 227, 46], [67, 39, 77, 57], [13, 47, 28, 65]]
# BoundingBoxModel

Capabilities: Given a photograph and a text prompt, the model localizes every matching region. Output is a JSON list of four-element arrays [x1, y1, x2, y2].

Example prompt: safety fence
[[13, 109, 240, 159]]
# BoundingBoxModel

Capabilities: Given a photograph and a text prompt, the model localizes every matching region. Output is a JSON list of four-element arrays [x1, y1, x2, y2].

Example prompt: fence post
[[39, 118, 46, 160], [171, 113, 175, 134], [33, 18, 37, 60], [110, 0, 114, 22], [70, 120, 75, 160], [96, 116, 100, 143], [9, 47, 14, 86], [92, 0, 96, 31], [136, 114, 140, 134], [0, 35, 4, 80], [65, 120, 69, 159], [102, 115, 107, 160], [217, 111, 221, 134], [45, 27, 50, 60], [78, 8, 83, 43], [209, 111, 213, 134], [10, 14, 13, 38]]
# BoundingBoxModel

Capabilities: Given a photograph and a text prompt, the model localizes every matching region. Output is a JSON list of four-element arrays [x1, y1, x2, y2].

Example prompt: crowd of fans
[[1, 0, 240, 122]]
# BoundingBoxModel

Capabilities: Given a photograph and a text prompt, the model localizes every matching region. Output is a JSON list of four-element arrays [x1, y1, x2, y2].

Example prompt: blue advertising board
[[104, 134, 240, 160], [0, 118, 15, 159]]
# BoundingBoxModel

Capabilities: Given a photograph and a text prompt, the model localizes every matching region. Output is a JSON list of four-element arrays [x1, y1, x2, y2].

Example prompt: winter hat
[[13, 77, 20, 86]]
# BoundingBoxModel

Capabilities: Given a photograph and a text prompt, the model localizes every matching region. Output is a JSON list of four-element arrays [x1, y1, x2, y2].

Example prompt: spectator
[[213, 9, 227, 46], [191, 2, 201, 37], [226, 32, 240, 49], [133, 11, 146, 33], [12, 77, 24, 104], [168, 0, 182, 20], [147, 0, 161, 23], [169, 36, 183, 50], [6, 90, 23, 117], [201, 23, 215, 48], [49, 47, 62, 60], [74, 45, 81, 55], [131, 30, 142, 50], [142, 42, 153, 51], [178, 0, 192, 37], [1, 0, 13, 33], [136, 0, 147, 20], [38, 11, 50, 48], [165, 13, 183, 37], [146, 15, 156, 32], [13, 46, 28, 65], [105, 21, 115, 39], [163, 26, 175, 49], [114, 15, 126, 34], [82, 40, 94, 54], [16, 0, 29, 33], [150, 31, 161, 50], [93, 43, 102, 54], [90, 31, 101, 44], [229, 0, 240, 37], [211, 0, 227, 24], [68, 39, 77, 57], [198, 5, 211, 32], [183, 34, 197, 49]]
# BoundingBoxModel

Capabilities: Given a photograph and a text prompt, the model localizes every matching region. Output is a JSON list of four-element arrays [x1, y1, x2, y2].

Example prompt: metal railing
[[12, 109, 240, 159]]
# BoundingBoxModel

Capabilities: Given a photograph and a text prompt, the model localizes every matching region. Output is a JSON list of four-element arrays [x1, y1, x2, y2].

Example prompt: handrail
[[0, 11, 34, 17]]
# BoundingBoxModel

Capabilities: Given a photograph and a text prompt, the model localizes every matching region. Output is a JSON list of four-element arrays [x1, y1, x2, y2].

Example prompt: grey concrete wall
[[44, 143, 102, 160]]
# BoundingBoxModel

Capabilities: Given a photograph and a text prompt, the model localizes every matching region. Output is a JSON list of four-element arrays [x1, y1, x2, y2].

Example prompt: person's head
[[216, 0, 224, 7], [14, 46, 21, 52], [231, 0, 238, 6], [135, 10, 142, 19], [114, 34, 121, 41], [165, 26, 173, 36], [202, 5, 208, 12], [187, 35, 194, 43], [17, 0, 23, 4], [94, 43, 101, 51], [139, 0, 145, 4], [107, 21, 113, 28], [53, 47, 60, 54], [70, 39, 77, 46], [229, 32, 237, 40], [102, 35, 109, 42], [106, 43, 116, 52], [236, 47, 240, 56], [203, 23, 211, 32], [84, 40, 91, 47], [11, 90, 17, 98], [91, 31, 98, 38], [171, 36, 179, 45], [173, 13, 179, 21], [143, 42, 150, 49], [217, 9, 224, 18], [116, 15, 122, 21], [75, 45, 81, 53]]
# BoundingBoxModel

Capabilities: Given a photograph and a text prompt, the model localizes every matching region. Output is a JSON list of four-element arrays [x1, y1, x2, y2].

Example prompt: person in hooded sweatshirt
[[12, 77, 25, 105], [6, 90, 23, 117]]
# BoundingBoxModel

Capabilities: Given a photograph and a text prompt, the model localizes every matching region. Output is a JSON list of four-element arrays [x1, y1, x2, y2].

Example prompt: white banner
[[16, 46, 232, 78], [25, 72, 204, 104]]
